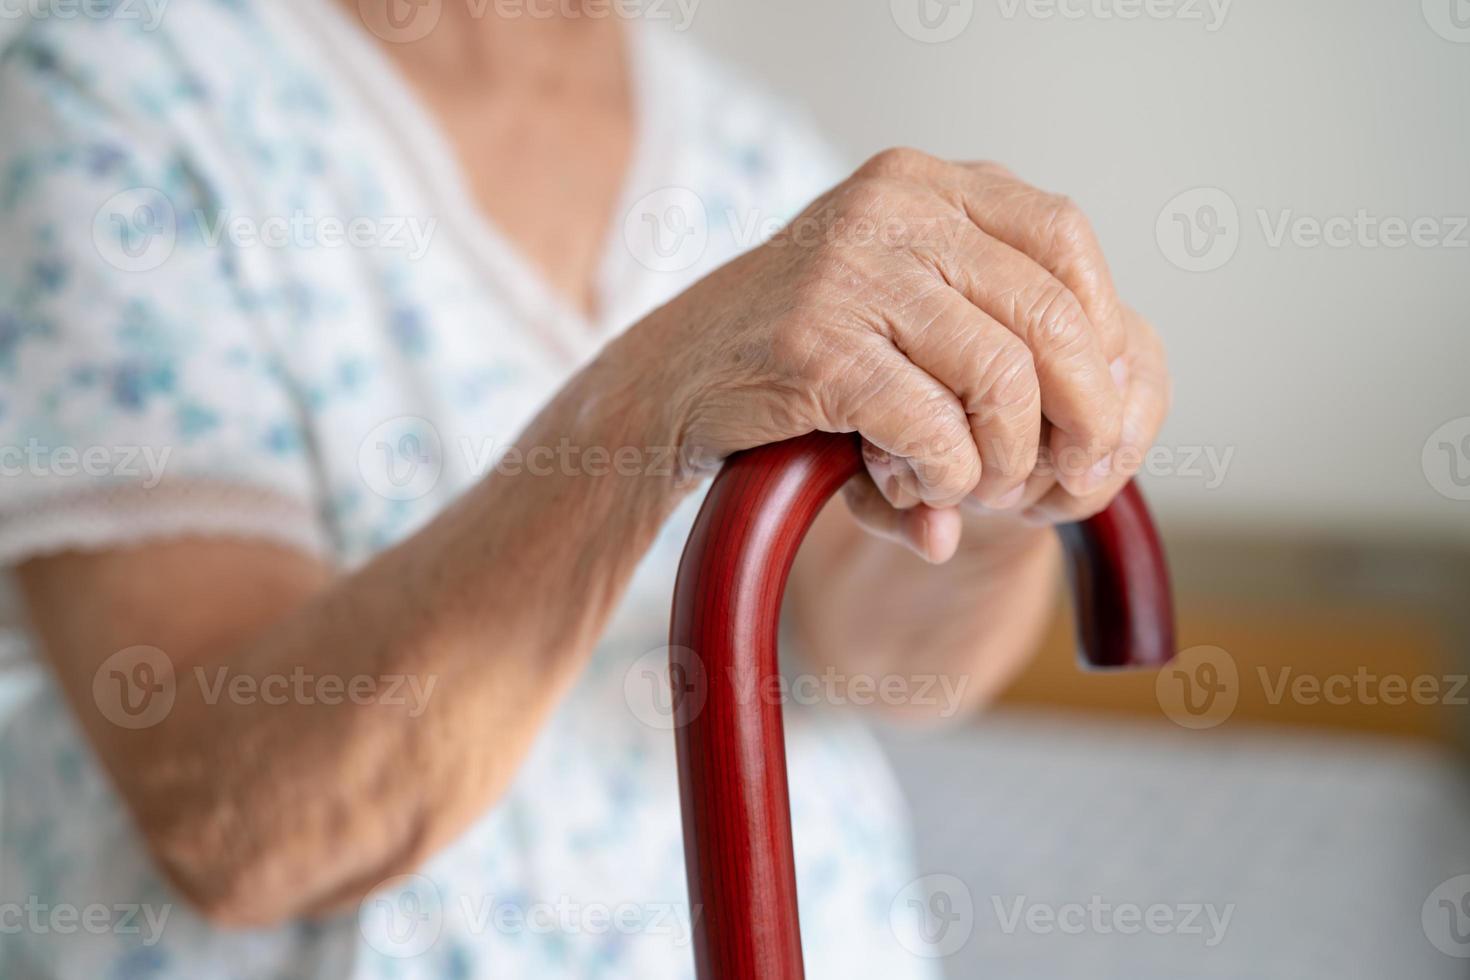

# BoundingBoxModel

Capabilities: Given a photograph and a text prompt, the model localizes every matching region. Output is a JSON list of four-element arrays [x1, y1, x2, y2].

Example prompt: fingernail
[[1110, 357, 1129, 392], [1085, 454, 1113, 490], [991, 484, 1026, 510], [919, 520, 939, 563], [895, 457, 919, 494], [1120, 415, 1144, 455], [905, 510, 936, 562]]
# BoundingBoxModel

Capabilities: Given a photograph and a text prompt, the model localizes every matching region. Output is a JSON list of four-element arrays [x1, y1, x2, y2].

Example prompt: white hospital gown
[[0, 1, 935, 978]]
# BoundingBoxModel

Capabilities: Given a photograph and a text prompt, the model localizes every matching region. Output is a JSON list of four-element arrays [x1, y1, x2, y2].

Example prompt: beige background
[[682, 0, 1470, 543]]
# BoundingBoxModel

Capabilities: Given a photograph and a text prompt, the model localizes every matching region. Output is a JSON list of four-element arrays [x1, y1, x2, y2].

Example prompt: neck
[[347, 0, 627, 87]]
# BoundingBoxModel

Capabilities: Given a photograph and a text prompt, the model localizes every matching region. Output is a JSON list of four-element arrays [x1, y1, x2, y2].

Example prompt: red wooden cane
[[669, 430, 1175, 979]]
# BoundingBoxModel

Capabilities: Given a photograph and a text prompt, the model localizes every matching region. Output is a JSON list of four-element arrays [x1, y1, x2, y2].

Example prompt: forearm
[[63, 349, 689, 924], [789, 508, 1059, 722]]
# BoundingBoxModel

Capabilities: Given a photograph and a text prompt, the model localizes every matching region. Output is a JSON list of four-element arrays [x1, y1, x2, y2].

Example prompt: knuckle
[[979, 344, 1040, 418], [920, 405, 974, 460], [1044, 193, 1086, 233], [882, 393, 972, 462], [1025, 282, 1090, 354], [835, 177, 892, 218], [911, 411, 970, 464], [813, 339, 889, 425], [1043, 194, 1099, 256], [857, 146, 933, 180], [908, 417, 979, 494], [969, 159, 1015, 179]]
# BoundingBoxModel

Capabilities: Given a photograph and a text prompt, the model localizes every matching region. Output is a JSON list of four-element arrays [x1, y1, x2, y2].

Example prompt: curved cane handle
[[669, 431, 1175, 979]]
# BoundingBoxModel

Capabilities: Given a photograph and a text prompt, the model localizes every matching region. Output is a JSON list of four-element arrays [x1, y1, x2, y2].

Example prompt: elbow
[[143, 827, 307, 929], [135, 797, 433, 929], [136, 803, 329, 929]]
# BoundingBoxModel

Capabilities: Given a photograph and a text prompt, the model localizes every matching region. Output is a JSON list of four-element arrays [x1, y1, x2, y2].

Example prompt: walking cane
[[669, 431, 1175, 979]]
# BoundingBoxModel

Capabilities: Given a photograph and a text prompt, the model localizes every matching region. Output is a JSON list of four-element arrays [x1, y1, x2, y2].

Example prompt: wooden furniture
[[1004, 531, 1469, 744]]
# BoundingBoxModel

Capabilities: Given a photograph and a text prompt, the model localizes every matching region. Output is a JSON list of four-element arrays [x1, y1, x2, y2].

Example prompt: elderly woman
[[0, 0, 1168, 977]]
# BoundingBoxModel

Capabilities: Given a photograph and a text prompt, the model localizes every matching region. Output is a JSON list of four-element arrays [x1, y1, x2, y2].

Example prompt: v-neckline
[[265, 0, 676, 367]]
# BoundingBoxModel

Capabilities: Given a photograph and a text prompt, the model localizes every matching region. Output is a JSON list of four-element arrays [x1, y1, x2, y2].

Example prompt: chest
[[397, 79, 635, 318], [217, 45, 795, 566]]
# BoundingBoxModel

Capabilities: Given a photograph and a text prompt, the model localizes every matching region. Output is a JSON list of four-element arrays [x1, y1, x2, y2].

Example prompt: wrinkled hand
[[631, 148, 1170, 561]]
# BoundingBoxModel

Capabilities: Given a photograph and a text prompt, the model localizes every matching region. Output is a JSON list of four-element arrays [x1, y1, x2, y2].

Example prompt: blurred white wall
[[681, 0, 1470, 542]]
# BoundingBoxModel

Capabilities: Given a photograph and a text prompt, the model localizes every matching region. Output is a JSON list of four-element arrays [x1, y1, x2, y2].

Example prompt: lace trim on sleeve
[[0, 480, 333, 567]]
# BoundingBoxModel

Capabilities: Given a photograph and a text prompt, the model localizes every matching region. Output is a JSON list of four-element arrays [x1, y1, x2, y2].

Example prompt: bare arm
[[16, 150, 1168, 929], [789, 506, 1059, 723], [18, 355, 686, 927]]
